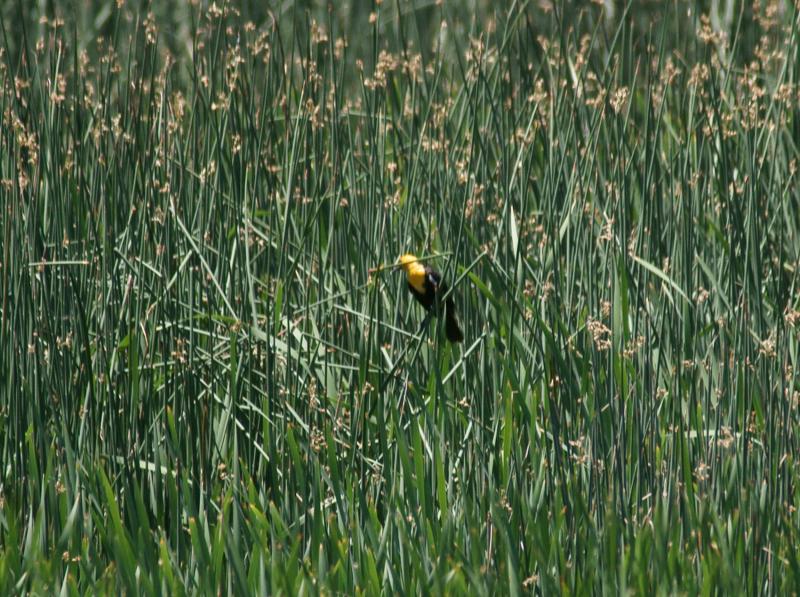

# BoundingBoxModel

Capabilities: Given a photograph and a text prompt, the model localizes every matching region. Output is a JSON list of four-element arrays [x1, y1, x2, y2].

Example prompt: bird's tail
[[444, 297, 464, 343]]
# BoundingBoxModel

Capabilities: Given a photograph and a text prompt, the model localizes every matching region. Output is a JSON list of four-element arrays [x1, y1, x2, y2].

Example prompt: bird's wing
[[425, 267, 441, 291]]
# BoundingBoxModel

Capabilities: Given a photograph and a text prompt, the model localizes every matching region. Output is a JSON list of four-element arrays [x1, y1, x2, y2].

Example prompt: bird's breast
[[406, 267, 427, 294]]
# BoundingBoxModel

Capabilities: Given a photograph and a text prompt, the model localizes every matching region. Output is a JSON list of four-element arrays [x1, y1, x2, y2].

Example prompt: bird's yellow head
[[397, 253, 419, 272], [397, 253, 427, 292]]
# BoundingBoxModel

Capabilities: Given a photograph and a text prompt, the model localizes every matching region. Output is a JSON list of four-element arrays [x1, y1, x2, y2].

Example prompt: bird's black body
[[407, 265, 464, 343]]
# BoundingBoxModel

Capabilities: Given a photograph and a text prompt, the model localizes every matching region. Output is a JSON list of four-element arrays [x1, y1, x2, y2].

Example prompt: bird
[[397, 253, 464, 343]]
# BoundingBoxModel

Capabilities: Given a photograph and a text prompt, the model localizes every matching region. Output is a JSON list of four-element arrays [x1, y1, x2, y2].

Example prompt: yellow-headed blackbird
[[397, 254, 464, 343]]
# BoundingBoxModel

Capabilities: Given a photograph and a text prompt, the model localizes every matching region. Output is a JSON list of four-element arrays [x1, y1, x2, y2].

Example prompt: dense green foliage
[[2, 0, 800, 593]]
